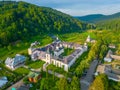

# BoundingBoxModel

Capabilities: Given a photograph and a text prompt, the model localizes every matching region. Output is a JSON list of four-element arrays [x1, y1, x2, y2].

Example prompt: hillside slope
[[96, 18, 120, 31], [0, 1, 91, 46], [76, 12, 120, 23], [75, 14, 105, 23]]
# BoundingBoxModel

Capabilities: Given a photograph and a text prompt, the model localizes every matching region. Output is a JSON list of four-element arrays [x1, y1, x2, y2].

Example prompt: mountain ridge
[[75, 12, 120, 23]]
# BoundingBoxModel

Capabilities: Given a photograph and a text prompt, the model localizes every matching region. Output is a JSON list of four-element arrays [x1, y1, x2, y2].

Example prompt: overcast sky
[[16, 0, 120, 16]]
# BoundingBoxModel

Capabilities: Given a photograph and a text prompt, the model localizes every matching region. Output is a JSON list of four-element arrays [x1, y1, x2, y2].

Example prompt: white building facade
[[29, 39, 87, 71]]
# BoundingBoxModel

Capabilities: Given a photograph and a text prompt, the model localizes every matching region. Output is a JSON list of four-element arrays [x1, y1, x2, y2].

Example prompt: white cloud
[[16, 0, 120, 16], [56, 4, 120, 16]]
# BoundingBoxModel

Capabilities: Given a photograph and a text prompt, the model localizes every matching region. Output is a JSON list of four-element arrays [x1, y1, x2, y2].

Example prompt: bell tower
[[46, 48, 51, 64], [86, 35, 91, 42]]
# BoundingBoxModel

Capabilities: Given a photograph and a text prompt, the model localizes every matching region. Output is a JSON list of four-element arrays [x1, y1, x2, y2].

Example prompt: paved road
[[80, 60, 98, 90], [7, 77, 25, 90]]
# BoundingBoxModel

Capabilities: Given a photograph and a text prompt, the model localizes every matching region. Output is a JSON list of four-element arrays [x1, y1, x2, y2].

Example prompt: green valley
[[0, 1, 120, 90]]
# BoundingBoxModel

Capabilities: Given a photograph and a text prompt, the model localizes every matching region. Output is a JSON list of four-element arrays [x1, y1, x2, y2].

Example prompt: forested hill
[[0, 1, 92, 46], [76, 12, 120, 23], [96, 18, 120, 31], [75, 14, 105, 23]]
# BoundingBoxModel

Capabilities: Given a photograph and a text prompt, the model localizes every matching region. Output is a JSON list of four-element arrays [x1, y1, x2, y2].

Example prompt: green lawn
[[61, 48, 74, 56], [14, 67, 30, 75], [27, 60, 45, 69], [47, 64, 67, 75], [59, 30, 96, 44], [46, 64, 72, 78]]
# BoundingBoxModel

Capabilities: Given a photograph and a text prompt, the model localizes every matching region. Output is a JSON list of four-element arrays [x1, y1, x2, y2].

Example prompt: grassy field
[[59, 30, 96, 44], [61, 48, 74, 56], [47, 64, 67, 75], [27, 60, 45, 69], [14, 67, 30, 75]]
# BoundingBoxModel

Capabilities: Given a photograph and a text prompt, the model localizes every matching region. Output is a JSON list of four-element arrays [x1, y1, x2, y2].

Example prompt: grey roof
[[5, 54, 26, 67], [105, 50, 113, 58], [54, 47, 64, 52], [38, 41, 64, 54], [111, 55, 120, 60], [97, 64, 120, 81], [0, 77, 8, 88], [63, 55, 74, 64], [38, 51, 47, 59], [34, 41, 84, 65], [106, 72, 120, 81]]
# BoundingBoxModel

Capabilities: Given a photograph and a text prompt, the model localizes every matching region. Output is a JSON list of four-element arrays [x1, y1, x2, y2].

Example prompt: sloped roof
[[0, 77, 8, 88], [106, 50, 113, 58], [5, 54, 26, 67], [111, 55, 120, 60], [63, 55, 74, 64], [96, 65, 106, 73]]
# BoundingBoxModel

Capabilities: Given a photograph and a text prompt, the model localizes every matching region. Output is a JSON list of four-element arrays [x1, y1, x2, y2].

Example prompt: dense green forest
[[96, 18, 120, 31], [0, 1, 92, 46], [75, 14, 105, 23], [89, 74, 109, 90]]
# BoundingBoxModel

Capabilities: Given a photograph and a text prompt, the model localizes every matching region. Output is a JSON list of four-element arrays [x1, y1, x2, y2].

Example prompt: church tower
[[86, 35, 91, 42], [46, 48, 51, 64], [28, 48, 35, 55]]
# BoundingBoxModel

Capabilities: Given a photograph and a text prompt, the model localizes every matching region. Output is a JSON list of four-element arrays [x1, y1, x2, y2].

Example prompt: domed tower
[[28, 48, 34, 55], [86, 35, 91, 42], [56, 45, 59, 50], [60, 43, 63, 48], [56, 37, 59, 40]]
